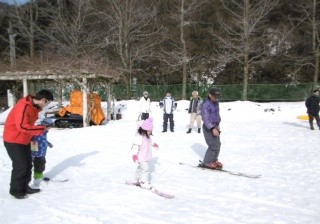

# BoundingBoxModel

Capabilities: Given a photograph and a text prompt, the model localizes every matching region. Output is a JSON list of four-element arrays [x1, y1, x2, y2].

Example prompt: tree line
[[0, 0, 319, 100]]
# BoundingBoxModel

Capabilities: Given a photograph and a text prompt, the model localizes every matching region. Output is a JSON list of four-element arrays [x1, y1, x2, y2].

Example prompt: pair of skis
[[179, 160, 261, 179], [126, 161, 260, 199], [125, 181, 174, 199]]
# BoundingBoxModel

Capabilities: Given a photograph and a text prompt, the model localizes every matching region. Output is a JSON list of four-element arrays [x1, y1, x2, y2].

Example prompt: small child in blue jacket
[[30, 117, 54, 188]]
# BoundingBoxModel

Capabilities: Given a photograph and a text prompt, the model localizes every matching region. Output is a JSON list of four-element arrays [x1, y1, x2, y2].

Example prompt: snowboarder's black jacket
[[305, 95, 320, 116]]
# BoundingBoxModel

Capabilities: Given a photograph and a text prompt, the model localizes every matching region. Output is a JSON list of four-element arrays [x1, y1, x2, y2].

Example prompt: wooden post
[[23, 78, 28, 96], [58, 82, 63, 108], [7, 89, 16, 107], [82, 77, 88, 127], [106, 83, 112, 121]]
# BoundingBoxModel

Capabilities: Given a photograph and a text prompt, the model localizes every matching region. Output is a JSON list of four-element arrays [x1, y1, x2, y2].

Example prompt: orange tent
[[59, 91, 105, 125]]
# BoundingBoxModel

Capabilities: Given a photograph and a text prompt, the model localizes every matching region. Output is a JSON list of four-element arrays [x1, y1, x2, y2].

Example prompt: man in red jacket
[[3, 89, 53, 199]]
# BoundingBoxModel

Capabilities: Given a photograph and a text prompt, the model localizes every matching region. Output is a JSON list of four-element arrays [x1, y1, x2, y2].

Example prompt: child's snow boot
[[32, 179, 42, 189], [32, 172, 44, 189], [186, 128, 192, 133], [198, 128, 201, 133], [140, 181, 152, 190]]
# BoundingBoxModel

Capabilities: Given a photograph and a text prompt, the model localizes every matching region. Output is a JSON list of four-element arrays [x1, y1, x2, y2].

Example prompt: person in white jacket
[[138, 91, 151, 120], [159, 91, 177, 132]]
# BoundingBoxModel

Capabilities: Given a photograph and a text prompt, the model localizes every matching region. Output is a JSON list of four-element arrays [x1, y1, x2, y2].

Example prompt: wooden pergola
[[0, 70, 115, 127]]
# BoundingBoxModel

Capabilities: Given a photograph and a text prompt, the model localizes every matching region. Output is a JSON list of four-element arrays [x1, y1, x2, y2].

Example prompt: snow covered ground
[[0, 99, 319, 224]]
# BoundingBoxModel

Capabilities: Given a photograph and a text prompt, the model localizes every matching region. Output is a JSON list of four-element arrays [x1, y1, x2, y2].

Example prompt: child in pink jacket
[[131, 117, 158, 189]]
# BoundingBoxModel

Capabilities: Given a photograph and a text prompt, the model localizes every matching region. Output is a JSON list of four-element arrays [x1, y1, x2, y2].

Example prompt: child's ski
[[125, 181, 174, 199], [179, 161, 261, 179], [43, 177, 69, 182]]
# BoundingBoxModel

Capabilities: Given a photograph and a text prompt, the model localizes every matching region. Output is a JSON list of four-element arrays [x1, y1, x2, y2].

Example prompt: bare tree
[[157, 0, 207, 99], [7, 20, 17, 68], [9, 0, 40, 59], [35, 0, 115, 126], [277, 0, 320, 87], [212, 0, 279, 100], [312, 0, 319, 88], [301, 0, 320, 88], [99, 0, 162, 99]]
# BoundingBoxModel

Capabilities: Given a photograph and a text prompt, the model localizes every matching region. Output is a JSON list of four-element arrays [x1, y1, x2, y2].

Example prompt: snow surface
[[0, 100, 319, 224]]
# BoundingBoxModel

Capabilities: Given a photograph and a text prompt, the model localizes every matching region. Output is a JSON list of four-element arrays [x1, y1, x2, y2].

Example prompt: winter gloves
[[132, 154, 138, 162]]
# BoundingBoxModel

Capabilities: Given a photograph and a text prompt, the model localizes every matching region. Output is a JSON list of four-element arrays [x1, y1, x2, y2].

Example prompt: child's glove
[[132, 154, 138, 162], [47, 141, 53, 148], [153, 143, 159, 149]]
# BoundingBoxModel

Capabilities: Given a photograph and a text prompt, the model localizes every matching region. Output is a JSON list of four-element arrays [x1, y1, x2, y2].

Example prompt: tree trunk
[[8, 20, 16, 69], [312, 0, 319, 89], [180, 0, 187, 100], [29, 1, 35, 58], [314, 46, 320, 89], [243, 53, 249, 101], [242, 0, 250, 101]]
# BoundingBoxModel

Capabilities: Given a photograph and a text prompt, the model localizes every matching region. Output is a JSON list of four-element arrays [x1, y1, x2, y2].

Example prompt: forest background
[[1, 0, 320, 102]]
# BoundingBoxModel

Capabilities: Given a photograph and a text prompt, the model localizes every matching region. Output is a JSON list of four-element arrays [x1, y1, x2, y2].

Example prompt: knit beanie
[[140, 117, 154, 131]]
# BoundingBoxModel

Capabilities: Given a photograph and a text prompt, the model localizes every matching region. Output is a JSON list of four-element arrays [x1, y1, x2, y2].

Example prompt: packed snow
[[0, 99, 319, 224]]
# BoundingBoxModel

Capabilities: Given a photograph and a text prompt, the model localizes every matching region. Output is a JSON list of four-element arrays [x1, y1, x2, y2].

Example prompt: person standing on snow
[[159, 91, 177, 132], [201, 88, 223, 169], [3, 89, 54, 199], [305, 89, 320, 130], [131, 117, 159, 189], [186, 91, 203, 134], [138, 91, 151, 121], [30, 117, 54, 188]]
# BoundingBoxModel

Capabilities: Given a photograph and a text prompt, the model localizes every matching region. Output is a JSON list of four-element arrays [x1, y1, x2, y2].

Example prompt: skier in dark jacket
[[305, 89, 320, 130]]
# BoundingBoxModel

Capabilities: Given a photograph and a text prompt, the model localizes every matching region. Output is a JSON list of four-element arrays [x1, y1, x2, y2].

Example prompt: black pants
[[141, 112, 149, 120], [33, 157, 46, 174], [308, 114, 320, 129], [163, 113, 174, 131], [4, 141, 32, 196]]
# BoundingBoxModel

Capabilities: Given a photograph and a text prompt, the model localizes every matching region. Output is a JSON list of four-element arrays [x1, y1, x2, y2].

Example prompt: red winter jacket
[[3, 95, 46, 145]]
